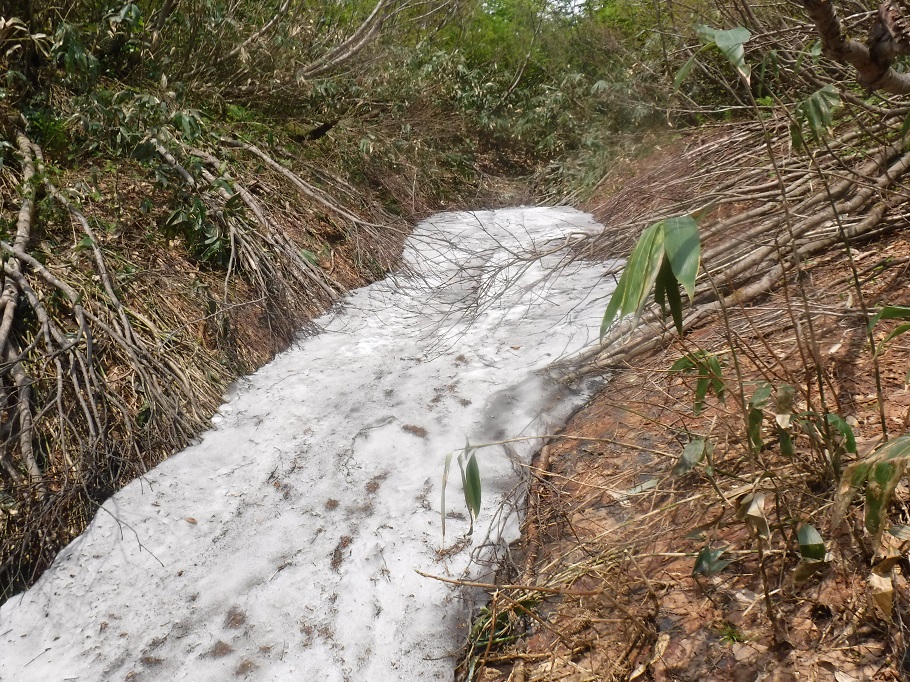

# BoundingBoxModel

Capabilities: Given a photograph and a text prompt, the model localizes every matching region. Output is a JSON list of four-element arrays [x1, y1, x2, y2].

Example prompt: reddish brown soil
[[467, 130, 910, 682]]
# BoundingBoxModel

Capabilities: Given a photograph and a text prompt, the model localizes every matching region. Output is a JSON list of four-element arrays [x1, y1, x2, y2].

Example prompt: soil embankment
[[468, 125, 910, 681]]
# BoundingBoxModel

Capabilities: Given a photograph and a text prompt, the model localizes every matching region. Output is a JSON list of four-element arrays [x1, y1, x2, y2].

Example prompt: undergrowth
[[447, 1, 910, 679], [0, 1, 692, 603]]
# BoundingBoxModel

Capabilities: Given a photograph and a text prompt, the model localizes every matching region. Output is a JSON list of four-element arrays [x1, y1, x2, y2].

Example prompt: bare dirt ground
[[467, 126, 910, 682]]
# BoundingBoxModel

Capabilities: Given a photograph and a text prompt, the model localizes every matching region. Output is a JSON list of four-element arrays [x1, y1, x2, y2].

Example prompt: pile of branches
[[0, 0, 459, 599], [563, 0, 910, 376]]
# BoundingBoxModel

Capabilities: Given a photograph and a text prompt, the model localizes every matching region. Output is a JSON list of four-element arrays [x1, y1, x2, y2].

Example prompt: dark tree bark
[[803, 0, 910, 94]]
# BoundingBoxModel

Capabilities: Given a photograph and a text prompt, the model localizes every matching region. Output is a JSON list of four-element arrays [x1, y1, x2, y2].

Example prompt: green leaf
[[663, 215, 700, 301], [654, 257, 684, 334], [600, 221, 665, 338], [664, 262, 684, 335], [797, 523, 826, 560], [832, 459, 876, 530], [693, 546, 731, 576], [866, 459, 906, 545], [794, 85, 841, 143], [695, 24, 717, 44], [672, 438, 707, 476], [463, 451, 482, 522], [674, 53, 699, 91], [826, 413, 857, 454], [669, 355, 697, 372], [778, 426, 794, 457], [695, 375, 710, 415], [831, 435, 910, 540], [874, 323, 910, 359], [600, 272, 627, 340], [712, 27, 752, 82], [75, 234, 95, 252], [653, 258, 668, 314], [697, 25, 752, 82], [794, 40, 822, 76], [624, 222, 666, 320], [706, 354, 725, 403], [870, 305, 910, 329], [750, 382, 773, 409]]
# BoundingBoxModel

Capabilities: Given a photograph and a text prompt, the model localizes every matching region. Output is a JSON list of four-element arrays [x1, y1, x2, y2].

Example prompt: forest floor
[[469, 128, 910, 681]]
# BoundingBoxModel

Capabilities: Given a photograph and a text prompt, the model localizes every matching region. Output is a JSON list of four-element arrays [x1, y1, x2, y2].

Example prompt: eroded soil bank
[[469, 129, 910, 681]]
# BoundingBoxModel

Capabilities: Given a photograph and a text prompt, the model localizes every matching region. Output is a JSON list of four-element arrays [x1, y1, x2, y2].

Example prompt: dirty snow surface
[[0, 207, 613, 681]]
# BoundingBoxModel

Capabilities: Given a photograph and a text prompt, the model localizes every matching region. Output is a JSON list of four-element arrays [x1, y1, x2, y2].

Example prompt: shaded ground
[[466, 126, 910, 681]]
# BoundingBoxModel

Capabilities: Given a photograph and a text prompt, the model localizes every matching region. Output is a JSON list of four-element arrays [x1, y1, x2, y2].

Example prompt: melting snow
[[0, 207, 613, 681]]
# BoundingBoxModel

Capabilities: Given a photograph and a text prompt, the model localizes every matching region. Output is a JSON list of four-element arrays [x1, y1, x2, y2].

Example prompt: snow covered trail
[[0, 207, 612, 682]]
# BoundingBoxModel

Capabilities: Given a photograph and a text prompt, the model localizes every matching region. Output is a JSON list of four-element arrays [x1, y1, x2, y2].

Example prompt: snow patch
[[0, 207, 613, 681]]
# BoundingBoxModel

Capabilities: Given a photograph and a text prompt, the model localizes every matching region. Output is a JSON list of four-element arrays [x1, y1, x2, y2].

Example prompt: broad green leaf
[[459, 441, 482, 528], [663, 215, 700, 301], [832, 435, 910, 537], [874, 323, 910, 359], [869, 305, 910, 329], [599, 221, 665, 339], [713, 26, 751, 48], [672, 438, 707, 476], [664, 262, 684, 335], [793, 40, 822, 74], [695, 24, 717, 44], [777, 426, 794, 457], [750, 382, 773, 409], [712, 27, 752, 82], [795, 85, 841, 143], [695, 375, 710, 415], [654, 257, 683, 334], [797, 523, 826, 560], [706, 354, 725, 402], [653, 258, 668, 314], [832, 458, 876, 529], [693, 546, 731, 576], [866, 459, 906, 545], [674, 53, 699, 91], [670, 355, 697, 372], [625, 222, 667, 320], [826, 413, 857, 453], [600, 272, 627, 340]]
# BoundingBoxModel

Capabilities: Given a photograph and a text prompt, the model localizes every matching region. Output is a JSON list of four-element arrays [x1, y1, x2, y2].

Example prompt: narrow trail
[[0, 207, 612, 681]]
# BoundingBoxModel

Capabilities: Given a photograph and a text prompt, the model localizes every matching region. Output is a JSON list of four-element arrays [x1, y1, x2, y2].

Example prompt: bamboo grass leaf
[[672, 438, 706, 476], [663, 215, 700, 301], [797, 523, 826, 560]]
